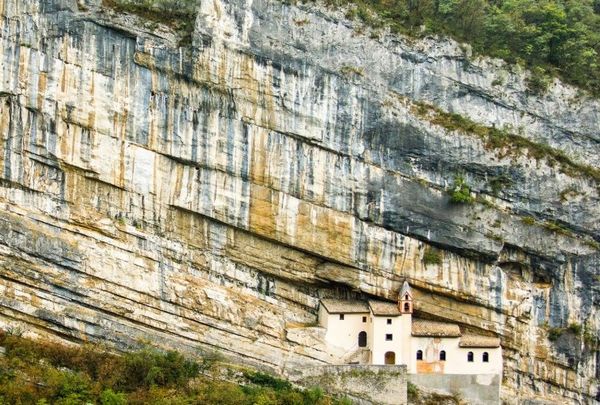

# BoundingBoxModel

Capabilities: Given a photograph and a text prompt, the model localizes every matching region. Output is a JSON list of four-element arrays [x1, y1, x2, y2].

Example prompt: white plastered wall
[[324, 312, 369, 353], [371, 314, 403, 365], [411, 336, 502, 374]]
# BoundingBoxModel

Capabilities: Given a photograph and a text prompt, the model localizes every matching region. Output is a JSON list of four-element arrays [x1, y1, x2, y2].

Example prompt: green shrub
[[100, 389, 128, 405], [244, 371, 292, 391], [120, 347, 200, 390], [526, 66, 551, 94], [407, 381, 419, 401], [548, 327, 564, 341], [521, 216, 536, 226], [568, 323, 582, 336], [303, 386, 324, 403], [422, 246, 442, 265], [0, 330, 347, 405], [198, 380, 247, 404], [449, 175, 475, 204]]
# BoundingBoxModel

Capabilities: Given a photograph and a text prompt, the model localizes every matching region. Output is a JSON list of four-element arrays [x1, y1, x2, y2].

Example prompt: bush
[[548, 327, 564, 341], [100, 389, 128, 405], [526, 66, 551, 94], [422, 246, 442, 265], [521, 216, 536, 226], [119, 347, 200, 390], [198, 380, 247, 404], [0, 330, 348, 405], [244, 371, 292, 391], [568, 323, 582, 336], [407, 381, 419, 401], [449, 175, 475, 204]]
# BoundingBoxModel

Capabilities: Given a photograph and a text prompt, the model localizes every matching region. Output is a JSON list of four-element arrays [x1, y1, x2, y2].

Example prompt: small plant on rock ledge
[[422, 246, 442, 265], [449, 175, 475, 204], [547, 327, 564, 341], [340, 65, 364, 77]]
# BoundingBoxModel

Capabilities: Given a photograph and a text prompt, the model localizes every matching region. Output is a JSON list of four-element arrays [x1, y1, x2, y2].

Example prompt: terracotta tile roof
[[459, 334, 501, 348], [320, 299, 369, 314], [411, 320, 461, 337], [368, 300, 401, 316]]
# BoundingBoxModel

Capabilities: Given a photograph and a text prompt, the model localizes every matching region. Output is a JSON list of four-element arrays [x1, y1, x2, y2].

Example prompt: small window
[[405, 294, 409, 300], [385, 334, 393, 341], [362, 316, 367, 323], [467, 351, 474, 362], [387, 318, 392, 325], [339, 314, 344, 320], [440, 350, 446, 361], [483, 352, 489, 363], [416, 350, 423, 360], [404, 303, 410, 312]]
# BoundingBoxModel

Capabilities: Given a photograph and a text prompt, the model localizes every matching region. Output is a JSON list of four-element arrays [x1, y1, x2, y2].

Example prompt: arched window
[[358, 331, 367, 347], [483, 352, 489, 362], [385, 351, 396, 365], [404, 302, 410, 312], [467, 351, 474, 362], [440, 350, 446, 361], [416, 350, 423, 360]]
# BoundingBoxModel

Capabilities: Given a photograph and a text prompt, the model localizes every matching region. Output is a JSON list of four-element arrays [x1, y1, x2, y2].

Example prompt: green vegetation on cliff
[[103, 0, 196, 42], [327, 0, 600, 95], [0, 329, 348, 404], [410, 99, 600, 183], [104, 0, 600, 95]]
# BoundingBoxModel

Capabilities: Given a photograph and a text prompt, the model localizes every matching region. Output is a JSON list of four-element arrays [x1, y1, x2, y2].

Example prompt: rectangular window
[[362, 316, 367, 323], [385, 334, 393, 341], [339, 314, 344, 320], [387, 319, 392, 325]]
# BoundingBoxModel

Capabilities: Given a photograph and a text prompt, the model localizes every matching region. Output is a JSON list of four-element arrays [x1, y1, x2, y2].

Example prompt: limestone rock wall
[[0, 0, 598, 403]]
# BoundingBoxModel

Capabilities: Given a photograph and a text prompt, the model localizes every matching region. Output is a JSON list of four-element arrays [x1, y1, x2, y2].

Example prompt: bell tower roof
[[398, 281, 413, 314], [400, 281, 412, 300]]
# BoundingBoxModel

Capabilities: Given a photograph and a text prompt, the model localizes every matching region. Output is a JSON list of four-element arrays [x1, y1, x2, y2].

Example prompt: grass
[[542, 221, 573, 237], [0, 329, 348, 405], [411, 101, 600, 184]]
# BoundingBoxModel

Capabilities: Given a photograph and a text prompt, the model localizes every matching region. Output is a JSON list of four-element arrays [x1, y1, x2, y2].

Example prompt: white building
[[318, 282, 502, 376]]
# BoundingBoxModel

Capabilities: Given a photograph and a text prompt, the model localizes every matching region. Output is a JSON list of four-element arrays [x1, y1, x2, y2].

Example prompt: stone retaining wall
[[408, 373, 501, 405], [294, 365, 407, 405]]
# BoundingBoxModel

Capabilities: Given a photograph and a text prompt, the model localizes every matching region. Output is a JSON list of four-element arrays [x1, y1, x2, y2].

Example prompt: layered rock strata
[[0, 0, 598, 403]]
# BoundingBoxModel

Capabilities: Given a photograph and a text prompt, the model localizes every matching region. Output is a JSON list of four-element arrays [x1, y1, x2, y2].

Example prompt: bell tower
[[398, 281, 413, 314]]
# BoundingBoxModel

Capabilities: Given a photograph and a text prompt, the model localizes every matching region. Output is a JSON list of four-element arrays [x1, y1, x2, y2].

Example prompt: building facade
[[318, 282, 502, 376]]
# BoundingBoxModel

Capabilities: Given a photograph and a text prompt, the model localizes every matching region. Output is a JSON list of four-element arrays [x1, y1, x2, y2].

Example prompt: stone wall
[[294, 365, 407, 405], [408, 373, 500, 405]]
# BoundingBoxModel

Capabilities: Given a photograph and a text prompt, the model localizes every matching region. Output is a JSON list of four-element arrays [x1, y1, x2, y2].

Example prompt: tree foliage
[[328, 0, 600, 95], [0, 329, 348, 404]]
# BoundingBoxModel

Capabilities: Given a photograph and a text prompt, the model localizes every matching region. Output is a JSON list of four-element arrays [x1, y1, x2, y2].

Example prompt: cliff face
[[0, 0, 599, 402]]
